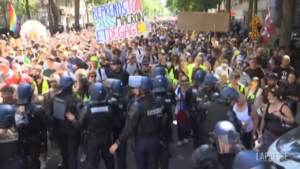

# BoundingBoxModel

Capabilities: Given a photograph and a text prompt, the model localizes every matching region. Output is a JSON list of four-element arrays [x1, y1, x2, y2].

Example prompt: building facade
[[37, 0, 90, 29], [231, 0, 267, 23]]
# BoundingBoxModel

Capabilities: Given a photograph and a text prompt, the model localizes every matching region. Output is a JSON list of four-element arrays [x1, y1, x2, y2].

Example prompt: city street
[[46, 139, 194, 169]]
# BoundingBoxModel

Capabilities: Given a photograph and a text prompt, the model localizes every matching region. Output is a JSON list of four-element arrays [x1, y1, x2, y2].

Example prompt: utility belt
[[19, 127, 42, 137]]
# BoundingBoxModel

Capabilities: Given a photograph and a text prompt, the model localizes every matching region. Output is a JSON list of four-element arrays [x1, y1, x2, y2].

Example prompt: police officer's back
[[105, 78, 127, 169], [82, 82, 114, 169], [51, 76, 80, 169], [15, 83, 47, 169], [0, 104, 26, 169], [186, 69, 207, 148], [110, 76, 166, 169], [152, 75, 174, 169], [203, 87, 239, 136]]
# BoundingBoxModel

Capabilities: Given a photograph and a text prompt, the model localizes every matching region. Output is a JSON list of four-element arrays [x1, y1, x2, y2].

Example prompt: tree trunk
[[247, 0, 254, 27], [74, 0, 80, 31], [254, 0, 258, 15], [218, 0, 222, 12], [49, 0, 60, 34], [226, 0, 231, 12], [280, 0, 295, 51], [2, 0, 8, 29], [84, 0, 89, 24], [25, 0, 31, 19], [226, 0, 231, 23], [48, 0, 54, 34]]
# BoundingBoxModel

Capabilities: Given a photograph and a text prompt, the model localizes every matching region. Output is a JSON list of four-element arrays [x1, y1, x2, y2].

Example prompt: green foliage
[[14, 0, 38, 17], [167, 0, 220, 12], [141, 0, 165, 16]]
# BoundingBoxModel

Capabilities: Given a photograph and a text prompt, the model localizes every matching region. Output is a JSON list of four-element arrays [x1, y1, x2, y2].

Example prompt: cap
[[110, 57, 121, 65], [282, 55, 290, 61], [48, 74, 60, 83], [267, 73, 279, 80], [252, 76, 259, 81]]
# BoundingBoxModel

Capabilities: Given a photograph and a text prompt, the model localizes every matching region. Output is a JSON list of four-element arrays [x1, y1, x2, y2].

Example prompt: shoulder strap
[[247, 102, 252, 115], [98, 68, 103, 81], [136, 62, 140, 70], [279, 103, 287, 115]]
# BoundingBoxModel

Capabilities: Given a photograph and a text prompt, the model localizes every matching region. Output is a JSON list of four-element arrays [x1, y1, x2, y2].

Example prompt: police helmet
[[233, 150, 283, 169], [191, 144, 218, 168], [140, 76, 152, 92], [0, 104, 15, 128], [59, 76, 74, 91], [152, 75, 169, 93], [213, 121, 241, 154], [193, 69, 206, 85], [219, 86, 239, 104], [152, 66, 166, 77], [203, 74, 218, 86], [89, 82, 107, 101], [110, 79, 124, 96], [17, 83, 34, 105], [129, 76, 152, 92]]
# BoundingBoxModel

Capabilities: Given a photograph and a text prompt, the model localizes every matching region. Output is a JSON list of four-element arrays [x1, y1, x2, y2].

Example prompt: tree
[[25, 0, 31, 19], [48, 0, 61, 34], [279, 0, 295, 50], [167, 0, 219, 12], [1, 0, 9, 29], [254, 0, 258, 14], [74, 0, 80, 31], [247, 0, 254, 27]]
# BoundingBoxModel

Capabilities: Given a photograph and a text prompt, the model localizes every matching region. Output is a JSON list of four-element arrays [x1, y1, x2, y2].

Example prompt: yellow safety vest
[[167, 68, 178, 87], [187, 63, 206, 83], [228, 82, 246, 94], [75, 92, 91, 102], [33, 79, 49, 95]]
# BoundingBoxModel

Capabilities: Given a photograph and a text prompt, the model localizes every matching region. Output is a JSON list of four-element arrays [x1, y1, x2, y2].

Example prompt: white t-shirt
[[233, 104, 254, 133]]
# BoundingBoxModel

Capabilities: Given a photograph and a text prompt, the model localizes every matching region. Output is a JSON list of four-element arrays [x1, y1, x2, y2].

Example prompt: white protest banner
[[93, 0, 149, 43]]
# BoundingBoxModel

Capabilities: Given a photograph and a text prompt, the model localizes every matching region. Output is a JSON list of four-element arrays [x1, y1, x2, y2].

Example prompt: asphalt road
[[46, 135, 194, 169]]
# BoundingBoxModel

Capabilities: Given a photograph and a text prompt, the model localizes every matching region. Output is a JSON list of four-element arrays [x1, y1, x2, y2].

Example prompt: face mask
[[33, 74, 40, 79], [166, 62, 172, 67], [268, 98, 275, 104]]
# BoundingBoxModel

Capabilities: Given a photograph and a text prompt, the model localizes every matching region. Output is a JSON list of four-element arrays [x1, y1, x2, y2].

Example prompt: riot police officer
[[233, 150, 284, 169], [191, 121, 244, 169], [15, 83, 47, 169], [105, 78, 127, 169], [110, 76, 167, 169], [213, 121, 244, 169], [198, 73, 220, 102], [191, 144, 220, 169], [82, 82, 114, 169], [51, 76, 80, 169], [0, 104, 25, 169], [186, 69, 207, 148], [151, 66, 166, 78], [152, 75, 174, 169], [202, 86, 239, 141]]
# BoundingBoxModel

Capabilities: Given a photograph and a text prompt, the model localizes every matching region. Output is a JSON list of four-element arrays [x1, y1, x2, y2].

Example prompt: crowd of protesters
[[0, 20, 299, 169]]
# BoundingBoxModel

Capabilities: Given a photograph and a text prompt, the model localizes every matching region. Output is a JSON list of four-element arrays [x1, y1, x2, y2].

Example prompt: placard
[[93, 0, 149, 43], [178, 12, 230, 32]]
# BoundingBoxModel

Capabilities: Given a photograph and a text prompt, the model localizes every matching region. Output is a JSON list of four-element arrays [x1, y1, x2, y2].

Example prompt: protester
[[0, 19, 299, 169], [259, 87, 295, 152]]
